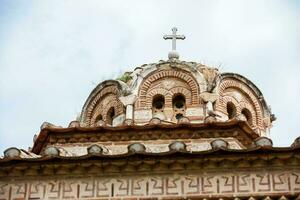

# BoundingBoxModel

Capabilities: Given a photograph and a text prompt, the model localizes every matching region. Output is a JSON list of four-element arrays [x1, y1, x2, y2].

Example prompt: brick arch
[[137, 70, 200, 108], [90, 95, 124, 126], [145, 88, 169, 108], [82, 85, 125, 126], [145, 86, 192, 109], [169, 87, 192, 105], [102, 99, 124, 118], [238, 101, 257, 127], [215, 96, 240, 115], [217, 78, 263, 127]]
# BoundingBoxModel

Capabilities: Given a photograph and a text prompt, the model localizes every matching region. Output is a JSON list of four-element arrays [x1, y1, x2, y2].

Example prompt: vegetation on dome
[[117, 72, 132, 83]]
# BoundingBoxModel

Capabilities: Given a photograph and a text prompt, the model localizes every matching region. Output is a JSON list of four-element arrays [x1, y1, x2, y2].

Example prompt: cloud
[[0, 0, 299, 153]]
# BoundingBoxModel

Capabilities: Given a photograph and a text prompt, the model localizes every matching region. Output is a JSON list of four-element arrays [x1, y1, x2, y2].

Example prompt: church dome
[[80, 59, 273, 137]]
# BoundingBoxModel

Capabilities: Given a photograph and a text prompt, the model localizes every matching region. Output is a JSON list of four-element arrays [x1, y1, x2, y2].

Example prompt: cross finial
[[163, 27, 185, 59]]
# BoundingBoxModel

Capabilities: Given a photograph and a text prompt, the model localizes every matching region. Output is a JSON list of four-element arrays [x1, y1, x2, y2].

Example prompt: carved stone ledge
[[46, 128, 254, 150], [86, 164, 102, 174], [1, 154, 299, 178], [137, 163, 152, 172], [55, 165, 70, 175], [41, 165, 55, 175]]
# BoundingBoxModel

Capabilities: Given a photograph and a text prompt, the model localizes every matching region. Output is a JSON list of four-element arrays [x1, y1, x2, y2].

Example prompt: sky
[[0, 0, 299, 153]]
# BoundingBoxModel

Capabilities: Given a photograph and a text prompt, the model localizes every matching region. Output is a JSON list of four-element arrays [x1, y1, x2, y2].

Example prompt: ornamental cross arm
[[163, 34, 185, 40], [163, 27, 185, 59]]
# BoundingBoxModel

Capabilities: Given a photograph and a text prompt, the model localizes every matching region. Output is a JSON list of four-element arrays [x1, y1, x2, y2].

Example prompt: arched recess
[[146, 88, 169, 108], [172, 93, 186, 120], [216, 96, 240, 115], [169, 87, 192, 105], [241, 108, 253, 127], [215, 74, 266, 130], [145, 87, 192, 109], [136, 69, 200, 109], [80, 80, 126, 126], [90, 95, 124, 125], [152, 94, 165, 118], [238, 101, 257, 127], [227, 102, 237, 119]]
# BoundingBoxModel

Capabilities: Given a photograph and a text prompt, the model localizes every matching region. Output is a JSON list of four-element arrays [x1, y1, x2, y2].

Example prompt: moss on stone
[[117, 72, 132, 83]]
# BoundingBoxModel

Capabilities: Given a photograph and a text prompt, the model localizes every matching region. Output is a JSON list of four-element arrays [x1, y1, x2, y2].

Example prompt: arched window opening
[[95, 114, 103, 123], [172, 94, 186, 111], [241, 108, 253, 126], [152, 95, 165, 113], [106, 107, 115, 125], [227, 102, 236, 119], [172, 94, 186, 121]]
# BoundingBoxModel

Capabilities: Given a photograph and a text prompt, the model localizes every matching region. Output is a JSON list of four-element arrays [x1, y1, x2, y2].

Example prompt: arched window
[[241, 108, 253, 126], [227, 102, 236, 119], [172, 94, 186, 110], [106, 107, 115, 125], [172, 94, 186, 121], [152, 95, 165, 113], [95, 114, 103, 124]]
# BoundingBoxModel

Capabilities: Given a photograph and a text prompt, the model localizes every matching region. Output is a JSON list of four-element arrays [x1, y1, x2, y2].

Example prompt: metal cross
[[163, 27, 185, 51]]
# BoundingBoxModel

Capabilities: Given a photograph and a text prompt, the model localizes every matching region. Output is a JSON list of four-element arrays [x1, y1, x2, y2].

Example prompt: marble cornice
[[1, 147, 300, 179], [32, 120, 258, 154]]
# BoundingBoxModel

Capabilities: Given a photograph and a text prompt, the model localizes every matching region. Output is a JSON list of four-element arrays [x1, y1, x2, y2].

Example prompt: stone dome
[[80, 59, 274, 137]]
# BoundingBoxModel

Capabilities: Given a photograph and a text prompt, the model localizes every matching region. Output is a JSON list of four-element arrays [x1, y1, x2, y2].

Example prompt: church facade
[[1, 28, 299, 199]]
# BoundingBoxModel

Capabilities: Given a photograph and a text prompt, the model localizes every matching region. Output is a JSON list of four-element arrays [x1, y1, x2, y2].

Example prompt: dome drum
[[78, 60, 273, 138]]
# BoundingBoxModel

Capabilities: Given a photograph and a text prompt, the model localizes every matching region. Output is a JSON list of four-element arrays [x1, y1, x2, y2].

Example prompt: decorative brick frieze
[[137, 69, 201, 109], [1, 170, 299, 199]]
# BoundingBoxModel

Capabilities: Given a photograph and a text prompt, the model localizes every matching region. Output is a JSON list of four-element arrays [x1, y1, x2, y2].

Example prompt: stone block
[[200, 92, 219, 102]]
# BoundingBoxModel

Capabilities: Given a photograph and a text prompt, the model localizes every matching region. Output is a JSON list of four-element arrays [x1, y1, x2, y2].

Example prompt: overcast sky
[[0, 0, 299, 153]]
